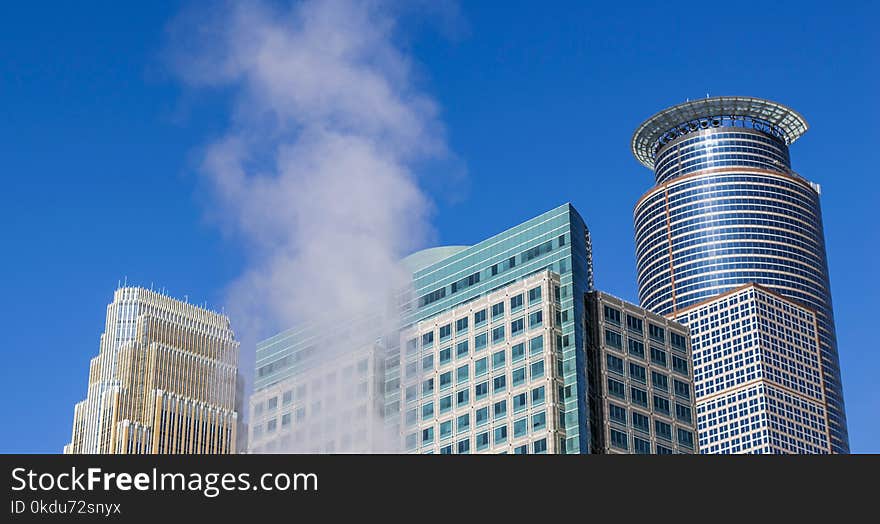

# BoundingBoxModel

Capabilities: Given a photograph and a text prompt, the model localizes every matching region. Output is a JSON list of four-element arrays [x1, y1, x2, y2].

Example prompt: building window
[[609, 403, 627, 424], [654, 420, 672, 441], [514, 418, 528, 438], [511, 317, 524, 337], [512, 343, 525, 362], [406, 338, 418, 355], [492, 325, 505, 344], [531, 411, 547, 431], [421, 402, 434, 421], [677, 428, 695, 449], [653, 395, 670, 416], [491, 301, 505, 320], [456, 364, 469, 384], [493, 375, 507, 393], [656, 444, 673, 454], [457, 438, 470, 454], [457, 413, 469, 432], [512, 367, 526, 387], [510, 294, 524, 311], [628, 339, 645, 359], [492, 350, 506, 370], [610, 429, 628, 450], [474, 309, 487, 326], [439, 324, 452, 341], [633, 437, 651, 454], [439, 420, 452, 440], [531, 386, 545, 406], [673, 379, 691, 400], [529, 311, 543, 329], [456, 389, 469, 407], [604, 329, 622, 349], [475, 357, 488, 377], [650, 347, 668, 367], [631, 387, 648, 407], [604, 306, 621, 325], [439, 371, 453, 390], [440, 445, 453, 454], [494, 400, 507, 420], [675, 403, 692, 424], [422, 354, 434, 371], [533, 438, 548, 454], [513, 393, 527, 412], [456, 317, 468, 335], [477, 431, 491, 450], [475, 381, 489, 400], [282, 391, 293, 405], [528, 286, 542, 305], [494, 425, 508, 445], [422, 332, 434, 348], [439, 395, 452, 414], [529, 334, 544, 355], [651, 371, 668, 391], [530, 360, 545, 380], [626, 315, 643, 334], [607, 378, 626, 399], [515, 444, 528, 454], [606, 354, 624, 375], [476, 407, 489, 426], [456, 340, 469, 359], [439, 347, 451, 365], [649, 323, 665, 342], [632, 412, 650, 433], [474, 332, 488, 351], [629, 363, 647, 383], [672, 355, 689, 376], [670, 332, 688, 351]]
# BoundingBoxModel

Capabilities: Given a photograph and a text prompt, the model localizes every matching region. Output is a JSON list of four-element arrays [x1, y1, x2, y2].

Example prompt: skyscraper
[[65, 287, 240, 454], [631, 96, 847, 452], [585, 291, 698, 454], [672, 284, 830, 454]]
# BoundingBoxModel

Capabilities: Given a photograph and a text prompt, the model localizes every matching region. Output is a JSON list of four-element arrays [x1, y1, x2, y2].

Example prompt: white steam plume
[[170, 0, 458, 452]]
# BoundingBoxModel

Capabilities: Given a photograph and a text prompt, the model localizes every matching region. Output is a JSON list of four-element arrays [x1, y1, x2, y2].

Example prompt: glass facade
[[631, 97, 848, 453], [391, 203, 594, 453]]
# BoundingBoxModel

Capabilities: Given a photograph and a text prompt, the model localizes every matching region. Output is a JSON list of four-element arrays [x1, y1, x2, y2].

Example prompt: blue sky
[[1, 1, 877, 453]]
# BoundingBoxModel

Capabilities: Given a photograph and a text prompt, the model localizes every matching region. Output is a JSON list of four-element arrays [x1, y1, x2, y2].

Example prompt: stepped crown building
[[631, 96, 847, 452], [65, 287, 240, 454]]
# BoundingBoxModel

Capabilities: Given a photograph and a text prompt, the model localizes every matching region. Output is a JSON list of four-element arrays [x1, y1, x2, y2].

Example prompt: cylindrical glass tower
[[631, 96, 848, 453]]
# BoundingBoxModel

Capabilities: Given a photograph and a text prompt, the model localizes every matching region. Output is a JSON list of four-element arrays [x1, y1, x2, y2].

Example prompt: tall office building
[[391, 204, 594, 453], [585, 291, 698, 454], [631, 96, 847, 452], [672, 284, 830, 454], [65, 287, 240, 454]]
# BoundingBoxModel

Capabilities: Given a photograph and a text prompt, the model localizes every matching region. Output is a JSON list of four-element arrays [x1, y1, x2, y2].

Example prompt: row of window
[[411, 289, 545, 351], [604, 342, 690, 377], [609, 427, 694, 452], [415, 234, 567, 311]]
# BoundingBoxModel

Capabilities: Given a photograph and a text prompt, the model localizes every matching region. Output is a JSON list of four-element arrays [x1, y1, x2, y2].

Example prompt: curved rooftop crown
[[631, 96, 809, 170]]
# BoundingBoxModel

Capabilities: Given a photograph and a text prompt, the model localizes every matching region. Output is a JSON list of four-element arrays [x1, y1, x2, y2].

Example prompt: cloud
[[169, 0, 460, 452]]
